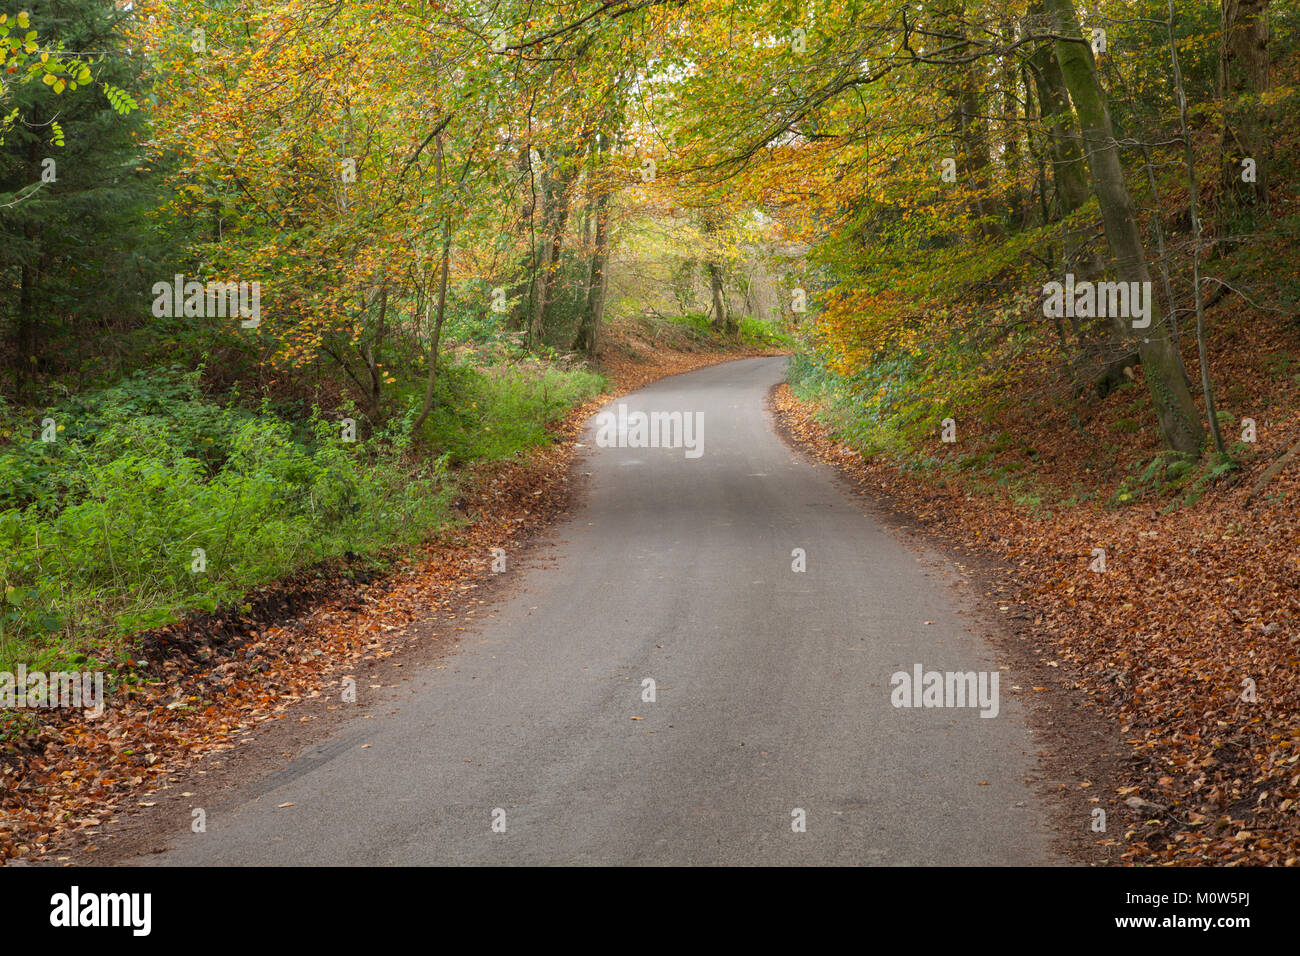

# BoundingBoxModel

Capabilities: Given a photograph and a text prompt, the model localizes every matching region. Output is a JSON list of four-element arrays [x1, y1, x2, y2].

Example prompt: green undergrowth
[[0, 358, 604, 673], [787, 345, 1253, 519], [786, 337, 995, 461], [659, 311, 793, 349]]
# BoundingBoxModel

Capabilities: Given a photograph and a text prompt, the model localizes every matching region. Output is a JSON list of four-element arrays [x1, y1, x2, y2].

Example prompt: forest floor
[[772, 360, 1300, 867], [0, 324, 784, 865]]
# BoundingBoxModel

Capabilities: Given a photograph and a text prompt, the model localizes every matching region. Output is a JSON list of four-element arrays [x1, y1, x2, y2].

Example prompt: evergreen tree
[[0, 0, 158, 399]]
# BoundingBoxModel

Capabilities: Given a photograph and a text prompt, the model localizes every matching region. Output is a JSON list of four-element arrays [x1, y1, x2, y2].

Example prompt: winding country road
[[134, 356, 1055, 865]]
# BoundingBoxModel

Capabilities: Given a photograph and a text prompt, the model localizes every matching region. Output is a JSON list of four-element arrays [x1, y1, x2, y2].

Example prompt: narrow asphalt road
[[134, 356, 1055, 866]]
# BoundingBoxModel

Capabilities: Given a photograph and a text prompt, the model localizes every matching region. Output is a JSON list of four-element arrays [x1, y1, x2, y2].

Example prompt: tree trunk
[[1219, 0, 1271, 211], [362, 282, 388, 419], [411, 214, 453, 436], [1169, 0, 1227, 455], [702, 210, 730, 331], [15, 255, 36, 400], [1028, 39, 1092, 220], [13, 130, 42, 398], [1042, 0, 1205, 455], [573, 157, 611, 358], [530, 145, 577, 346], [956, 61, 1001, 238], [508, 146, 536, 333], [1021, 62, 1053, 227], [708, 261, 727, 330], [1000, 21, 1027, 229], [1027, 15, 1119, 391], [934, 1, 1000, 240]]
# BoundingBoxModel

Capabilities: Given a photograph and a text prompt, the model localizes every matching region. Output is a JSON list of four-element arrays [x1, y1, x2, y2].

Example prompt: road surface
[[134, 356, 1054, 865]]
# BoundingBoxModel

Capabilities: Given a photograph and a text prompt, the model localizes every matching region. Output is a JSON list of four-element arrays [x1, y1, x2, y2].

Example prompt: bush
[[0, 369, 451, 669], [737, 315, 792, 348], [0, 358, 605, 670], [417, 359, 604, 462]]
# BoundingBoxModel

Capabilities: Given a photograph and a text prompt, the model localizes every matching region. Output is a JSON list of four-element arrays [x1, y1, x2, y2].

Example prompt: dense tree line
[[1, 1, 1294, 454]]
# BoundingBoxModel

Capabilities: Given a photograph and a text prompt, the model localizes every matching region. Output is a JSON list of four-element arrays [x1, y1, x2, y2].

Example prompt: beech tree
[[1040, 0, 1205, 455]]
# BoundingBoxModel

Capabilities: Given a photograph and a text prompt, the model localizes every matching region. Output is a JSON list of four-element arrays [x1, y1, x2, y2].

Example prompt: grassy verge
[[0, 359, 605, 672]]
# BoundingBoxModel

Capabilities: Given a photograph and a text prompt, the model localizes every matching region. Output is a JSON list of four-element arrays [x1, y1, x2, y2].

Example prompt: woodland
[[2, 0, 1299, 865]]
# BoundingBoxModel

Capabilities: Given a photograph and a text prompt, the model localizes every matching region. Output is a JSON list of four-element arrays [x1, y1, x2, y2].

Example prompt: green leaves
[[102, 82, 138, 115], [0, 13, 135, 147], [0, 365, 463, 663]]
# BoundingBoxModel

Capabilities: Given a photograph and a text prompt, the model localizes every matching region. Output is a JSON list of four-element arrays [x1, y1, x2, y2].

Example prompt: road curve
[[134, 356, 1055, 866]]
